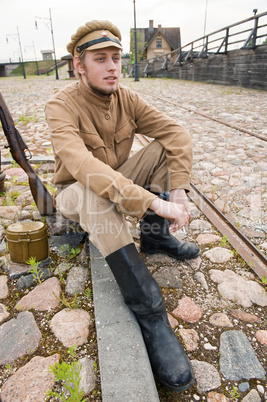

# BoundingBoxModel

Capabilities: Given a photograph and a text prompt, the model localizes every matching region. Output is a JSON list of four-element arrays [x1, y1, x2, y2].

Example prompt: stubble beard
[[84, 73, 118, 98], [89, 81, 117, 97]]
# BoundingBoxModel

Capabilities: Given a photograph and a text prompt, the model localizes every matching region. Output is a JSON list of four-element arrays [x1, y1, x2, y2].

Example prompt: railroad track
[[135, 133, 267, 280], [134, 89, 267, 141]]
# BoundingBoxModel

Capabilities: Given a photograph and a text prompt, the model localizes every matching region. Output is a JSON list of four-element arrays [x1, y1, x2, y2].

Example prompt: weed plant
[[59, 244, 81, 260], [27, 256, 43, 284], [47, 346, 86, 401]]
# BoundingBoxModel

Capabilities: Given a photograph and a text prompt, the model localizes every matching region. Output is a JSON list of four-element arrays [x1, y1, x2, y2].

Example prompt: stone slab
[[0, 311, 41, 365], [219, 330, 266, 381]]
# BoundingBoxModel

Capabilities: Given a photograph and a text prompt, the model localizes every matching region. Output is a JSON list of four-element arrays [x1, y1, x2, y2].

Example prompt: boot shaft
[[105, 243, 195, 392], [140, 198, 201, 260], [140, 211, 171, 240], [105, 243, 163, 315]]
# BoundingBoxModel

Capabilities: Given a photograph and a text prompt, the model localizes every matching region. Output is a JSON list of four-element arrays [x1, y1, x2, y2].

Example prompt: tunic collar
[[79, 79, 114, 107]]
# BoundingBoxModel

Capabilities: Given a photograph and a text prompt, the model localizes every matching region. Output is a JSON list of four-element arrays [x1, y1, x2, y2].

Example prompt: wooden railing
[[130, 11, 267, 76]]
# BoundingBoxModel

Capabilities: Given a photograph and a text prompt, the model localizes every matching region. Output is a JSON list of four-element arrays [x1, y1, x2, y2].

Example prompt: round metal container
[[6, 221, 49, 263]]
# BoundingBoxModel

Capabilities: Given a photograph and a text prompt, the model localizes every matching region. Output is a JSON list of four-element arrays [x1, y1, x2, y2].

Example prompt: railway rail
[[135, 133, 267, 280], [134, 89, 267, 141]]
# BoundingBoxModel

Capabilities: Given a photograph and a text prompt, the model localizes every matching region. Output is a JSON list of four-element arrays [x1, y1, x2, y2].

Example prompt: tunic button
[[105, 114, 110, 120], [108, 144, 113, 149], [105, 101, 110, 107]]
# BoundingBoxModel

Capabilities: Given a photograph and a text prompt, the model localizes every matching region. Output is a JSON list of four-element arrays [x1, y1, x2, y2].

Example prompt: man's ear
[[73, 55, 85, 75]]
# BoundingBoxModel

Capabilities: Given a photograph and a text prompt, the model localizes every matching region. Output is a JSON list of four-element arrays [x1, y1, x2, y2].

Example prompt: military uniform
[[45, 80, 192, 255], [45, 19, 198, 392]]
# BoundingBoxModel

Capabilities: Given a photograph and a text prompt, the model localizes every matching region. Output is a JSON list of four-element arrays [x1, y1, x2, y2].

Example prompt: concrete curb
[[90, 242, 159, 401], [2, 156, 55, 165]]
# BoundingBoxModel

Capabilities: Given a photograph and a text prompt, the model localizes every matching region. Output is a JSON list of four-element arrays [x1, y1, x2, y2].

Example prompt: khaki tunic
[[45, 80, 192, 219]]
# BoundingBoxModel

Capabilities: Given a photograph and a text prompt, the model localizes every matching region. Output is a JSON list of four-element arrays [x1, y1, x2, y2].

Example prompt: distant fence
[[130, 12, 267, 90], [0, 60, 67, 78]]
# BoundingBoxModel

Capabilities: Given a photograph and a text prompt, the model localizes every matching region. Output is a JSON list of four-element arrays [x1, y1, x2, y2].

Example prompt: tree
[[130, 29, 147, 62]]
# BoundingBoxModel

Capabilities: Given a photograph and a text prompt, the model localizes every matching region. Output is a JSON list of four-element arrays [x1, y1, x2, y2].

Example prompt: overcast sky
[[0, 0, 266, 63]]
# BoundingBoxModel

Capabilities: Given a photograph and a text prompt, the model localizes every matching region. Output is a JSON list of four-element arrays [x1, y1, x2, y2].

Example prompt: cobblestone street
[[1, 70, 266, 245], [0, 69, 266, 401]]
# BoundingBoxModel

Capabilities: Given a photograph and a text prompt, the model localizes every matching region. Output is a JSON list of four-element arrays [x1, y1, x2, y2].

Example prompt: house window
[[156, 38, 162, 48]]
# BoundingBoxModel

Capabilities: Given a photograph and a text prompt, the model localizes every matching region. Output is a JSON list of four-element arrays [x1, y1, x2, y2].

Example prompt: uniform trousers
[[55, 140, 169, 257]]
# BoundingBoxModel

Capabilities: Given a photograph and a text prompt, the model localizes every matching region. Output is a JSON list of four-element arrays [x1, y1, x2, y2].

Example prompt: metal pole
[[17, 26, 26, 79], [49, 9, 59, 79], [32, 41, 40, 75], [133, 0, 139, 81], [203, 0, 208, 38]]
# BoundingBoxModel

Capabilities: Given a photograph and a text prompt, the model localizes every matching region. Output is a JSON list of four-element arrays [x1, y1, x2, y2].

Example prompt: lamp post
[[35, 8, 59, 79], [25, 42, 40, 75], [6, 26, 26, 79], [203, 0, 208, 37], [133, 0, 139, 81]]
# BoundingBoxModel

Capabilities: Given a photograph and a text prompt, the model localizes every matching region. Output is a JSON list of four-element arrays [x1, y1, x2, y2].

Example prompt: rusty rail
[[189, 182, 267, 279], [135, 133, 267, 279], [134, 89, 267, 141]]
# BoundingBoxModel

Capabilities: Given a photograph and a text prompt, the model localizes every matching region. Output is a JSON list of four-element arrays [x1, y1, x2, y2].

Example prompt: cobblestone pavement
[[1, 72, 266, 246], [125, 78, 267, 250], [0, 69, 266, 401]]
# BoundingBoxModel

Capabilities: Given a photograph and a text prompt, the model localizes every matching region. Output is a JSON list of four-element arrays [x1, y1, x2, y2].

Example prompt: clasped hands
[[149, 188, 190, 233]]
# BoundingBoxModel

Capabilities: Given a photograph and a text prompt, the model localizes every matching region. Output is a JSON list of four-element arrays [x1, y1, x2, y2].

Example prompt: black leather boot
[[105, 243, 195, 392], [140, 193, 200, 260]]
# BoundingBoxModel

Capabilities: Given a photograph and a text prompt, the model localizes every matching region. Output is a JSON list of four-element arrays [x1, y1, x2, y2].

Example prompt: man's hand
[[170, 188, 191, 218], [149, 191, 190, 233]]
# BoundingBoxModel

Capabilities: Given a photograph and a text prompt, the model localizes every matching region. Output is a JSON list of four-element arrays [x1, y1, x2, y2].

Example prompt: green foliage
[[4, 363, 12, 374], [228, 385, 241, 400], [130, 30, 147, 62], [61, 290, 79, 309], [19, 112, 31, 124], [219, 235, 229, 248], [1, 190, 20, 206], [10, 60, 60, 76], [26, 256, 43, 284], [68, 345, 77, 358], [60, 244, 81, 260], [47, 346, 85, 402], [56, 265, 67, 284], [45, 180, 56, 195], [85, 287, 91, 299], [8, 175, 19, 186], [93, 361, 97, 372], [53, 290, 79, 309], [46, 147, 53, 156], [11, 158, 19, 168], [18, 111, 37, 125]]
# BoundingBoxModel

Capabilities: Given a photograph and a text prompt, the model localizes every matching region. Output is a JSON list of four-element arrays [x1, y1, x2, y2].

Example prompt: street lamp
[[133, 0, 139, 81], [35, 8, 59, 79], [6, 26, 26, 79]]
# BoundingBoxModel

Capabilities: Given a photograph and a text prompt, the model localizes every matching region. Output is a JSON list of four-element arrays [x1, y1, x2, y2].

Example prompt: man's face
[[76, 47, 122, 98]]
